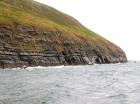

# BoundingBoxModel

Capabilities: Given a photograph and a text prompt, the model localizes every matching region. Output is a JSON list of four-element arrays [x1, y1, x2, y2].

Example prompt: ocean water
[[0, 61, 140, 104]]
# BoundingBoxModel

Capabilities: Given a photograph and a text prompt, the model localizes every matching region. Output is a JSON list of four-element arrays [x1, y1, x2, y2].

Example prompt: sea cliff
[[0, 0, 127, 68]]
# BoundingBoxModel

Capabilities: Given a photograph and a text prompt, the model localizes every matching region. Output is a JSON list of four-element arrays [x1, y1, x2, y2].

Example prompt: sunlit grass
[[0, 0, 99, 39]]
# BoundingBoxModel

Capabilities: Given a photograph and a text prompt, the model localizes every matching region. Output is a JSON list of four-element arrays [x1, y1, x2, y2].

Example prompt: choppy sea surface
[[0, 61, 140, 104]]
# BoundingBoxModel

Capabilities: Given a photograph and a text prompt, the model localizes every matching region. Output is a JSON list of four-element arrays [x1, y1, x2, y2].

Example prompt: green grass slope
[[0, 0, 92, 36]]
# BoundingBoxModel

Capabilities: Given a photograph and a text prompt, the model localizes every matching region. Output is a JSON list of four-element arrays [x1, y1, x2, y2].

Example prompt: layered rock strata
[[0, 24, 127, 68]]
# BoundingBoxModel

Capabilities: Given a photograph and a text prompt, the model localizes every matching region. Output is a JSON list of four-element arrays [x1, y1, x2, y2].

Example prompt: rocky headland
[[0, 0, 127, 68]]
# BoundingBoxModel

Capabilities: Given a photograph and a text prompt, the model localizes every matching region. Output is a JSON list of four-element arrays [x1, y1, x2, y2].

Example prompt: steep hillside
[[0, 0, 127, 68]]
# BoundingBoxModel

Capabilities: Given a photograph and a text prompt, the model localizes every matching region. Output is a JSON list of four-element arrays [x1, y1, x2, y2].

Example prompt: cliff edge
[[0, 0, 127, 68]]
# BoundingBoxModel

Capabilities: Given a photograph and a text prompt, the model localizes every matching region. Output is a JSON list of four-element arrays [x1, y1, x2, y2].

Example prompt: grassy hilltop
[[0, 0, 95, 36]]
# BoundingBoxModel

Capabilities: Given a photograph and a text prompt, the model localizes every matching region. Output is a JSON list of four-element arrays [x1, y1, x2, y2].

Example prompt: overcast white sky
[[35, 0, 140, 60]]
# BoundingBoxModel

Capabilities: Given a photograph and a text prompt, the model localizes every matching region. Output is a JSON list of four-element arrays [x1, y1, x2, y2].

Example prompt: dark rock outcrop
[[0, 24, 127, 68]]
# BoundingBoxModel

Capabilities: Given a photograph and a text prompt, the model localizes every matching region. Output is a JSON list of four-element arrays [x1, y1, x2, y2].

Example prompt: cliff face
[[0, 24, 127, 68], [0, 0, 127, 68]]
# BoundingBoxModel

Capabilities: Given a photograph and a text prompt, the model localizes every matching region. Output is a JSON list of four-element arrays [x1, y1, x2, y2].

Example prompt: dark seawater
[[0, 61, 140, 104]]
